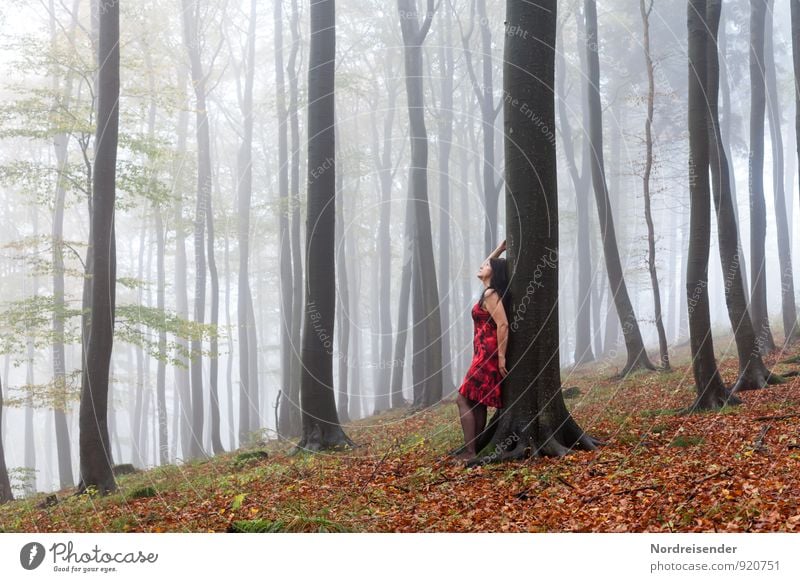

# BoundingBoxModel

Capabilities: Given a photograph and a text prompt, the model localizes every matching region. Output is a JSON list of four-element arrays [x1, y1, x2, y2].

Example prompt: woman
[[454, 240, 510, 462]]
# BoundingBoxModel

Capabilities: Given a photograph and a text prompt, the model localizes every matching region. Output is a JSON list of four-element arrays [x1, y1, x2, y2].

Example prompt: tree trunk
[[280, 0, 303, 439], [206, 179, 223, 454], [78, 0, 118, 493], [640, 0, 670, 370], [686, 0, 741, 411], [334, 127, 350, 424], [49, 0, 79, 490], [793, 1, 800, 252], [748, 0, 776, 355], [275, 0, 293, 441], [437, 10, 455, 395], [584, 0, 655, 375], [764, 0, 799, 345], [0, 378, 12, 503], [465, 0, 600, 464], [173, 63, 192, 461], [398, 0, 444, 408], [706, 0, 777, 391], [295, 0, 353, 452], [181, 0, 212, 458], [556, 28, 594, 366]]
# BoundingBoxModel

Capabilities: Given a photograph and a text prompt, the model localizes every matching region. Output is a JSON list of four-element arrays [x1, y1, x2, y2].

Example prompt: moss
[[232, 450, 270, 470], [127, 486, 157, 499], [669, 435, 704, 447], [228, 516, 352, 533]]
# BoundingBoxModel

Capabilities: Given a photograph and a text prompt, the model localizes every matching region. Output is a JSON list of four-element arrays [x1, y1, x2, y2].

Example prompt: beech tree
[[686, 0, 740, 411], [295, 0, 353, 451], [464, 0, 600, 464], [78, 0, 119, 494]]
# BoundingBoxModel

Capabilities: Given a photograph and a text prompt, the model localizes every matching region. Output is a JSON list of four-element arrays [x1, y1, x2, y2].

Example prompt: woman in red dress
[[454, 240, 510, 462]]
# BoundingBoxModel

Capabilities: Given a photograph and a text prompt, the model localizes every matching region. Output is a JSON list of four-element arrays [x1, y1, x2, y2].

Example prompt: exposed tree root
[[290, 423, 356, 456]]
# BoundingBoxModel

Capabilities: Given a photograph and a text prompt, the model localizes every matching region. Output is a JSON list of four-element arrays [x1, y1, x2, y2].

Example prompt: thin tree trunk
[[0, 378, 12, 503], [706, 0, 777, 391], [398, 0, 444, 408], [584, 0, 655, 375], [640, 0, 670, 370], [749, 0, 776, 355], [764, 0, 799, 345]]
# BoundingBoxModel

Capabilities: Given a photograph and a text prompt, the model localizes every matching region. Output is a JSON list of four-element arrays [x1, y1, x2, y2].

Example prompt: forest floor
[[2, 334, 800, 532]]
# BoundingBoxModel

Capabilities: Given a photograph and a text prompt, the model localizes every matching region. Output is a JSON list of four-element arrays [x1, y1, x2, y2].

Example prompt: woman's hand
[[499, 355, 508, 378], [498, 239, 506, 253]]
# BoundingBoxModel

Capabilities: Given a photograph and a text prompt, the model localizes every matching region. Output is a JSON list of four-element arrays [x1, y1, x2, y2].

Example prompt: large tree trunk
[[398, 0, 444, 409], [78, 0, 118, 493], [764, 0, 799, 345], [686, 0, 741, 411], [295, 0, 353, 452], [748, 0, 776, 355], [584, 0, 655, 375], [466, 0, 599, 464], [640, 0, 670, 370], [706, 0, 777, 392]]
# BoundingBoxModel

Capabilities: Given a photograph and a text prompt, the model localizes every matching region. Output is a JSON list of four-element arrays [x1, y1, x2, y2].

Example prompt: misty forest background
[[1, 0, 800, 500]]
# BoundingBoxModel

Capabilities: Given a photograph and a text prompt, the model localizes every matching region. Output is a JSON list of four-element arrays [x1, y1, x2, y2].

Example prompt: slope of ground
[[2, 335, 800, 532]]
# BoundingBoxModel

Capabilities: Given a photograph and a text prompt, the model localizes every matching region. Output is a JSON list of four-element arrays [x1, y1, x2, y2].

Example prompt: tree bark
[[640, 0, 670, 370], [706, 0, 777, 392], [584, 0, 655, 375], [764, 0, 799, 345], [397, 0, 444, 408], [295, 0, 353, 452], [466, 0, 600, 464], [78, 0, 119, 493], [686, 0, 741, 411], [181, 0, 212, 458], [0, 378, 12, 503], [748, 0, 776, 355]]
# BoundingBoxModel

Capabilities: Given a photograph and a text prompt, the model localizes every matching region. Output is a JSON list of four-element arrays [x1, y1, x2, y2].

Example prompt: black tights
[[456, 392, 487, 456]]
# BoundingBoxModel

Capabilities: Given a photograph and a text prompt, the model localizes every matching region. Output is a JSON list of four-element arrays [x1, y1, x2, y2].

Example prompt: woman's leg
[[456, 392, 478, 456], [473, 403, 487, 441]]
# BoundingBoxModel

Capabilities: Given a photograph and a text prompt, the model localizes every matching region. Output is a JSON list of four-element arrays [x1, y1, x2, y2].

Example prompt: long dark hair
[[478, 257, 512, 317]]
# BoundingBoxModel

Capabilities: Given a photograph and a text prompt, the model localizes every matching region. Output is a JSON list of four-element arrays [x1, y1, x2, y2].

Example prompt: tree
[[78, 0, 119, 494], [706, 0, 777, 392], [584, 0, 655, 376], [640, 0, 670, 370], [397, 0, 444, 408], [764, 0, 799, 345], [793, 1, 800, 228], [237, 0, 258, 446], [748, 0, 776, 354], [686, 0, 740, 411], [556, 12, 594, 366], [465, 0, 600, 464], [295, 0, 353, 452], [0, 377, 12, 503]]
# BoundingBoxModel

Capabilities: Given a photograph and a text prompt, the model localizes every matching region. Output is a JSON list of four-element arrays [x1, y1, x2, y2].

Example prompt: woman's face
[[477, 259, 492, 280]]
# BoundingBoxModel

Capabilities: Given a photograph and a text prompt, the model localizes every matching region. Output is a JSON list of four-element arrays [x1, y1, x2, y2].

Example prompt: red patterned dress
[[458, 298, 504, 408]]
